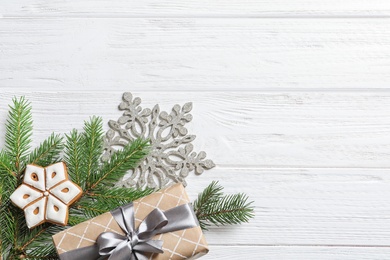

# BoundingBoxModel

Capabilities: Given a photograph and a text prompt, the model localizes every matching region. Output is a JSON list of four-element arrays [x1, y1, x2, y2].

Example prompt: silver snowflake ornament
[[103, 92, 215, 189]]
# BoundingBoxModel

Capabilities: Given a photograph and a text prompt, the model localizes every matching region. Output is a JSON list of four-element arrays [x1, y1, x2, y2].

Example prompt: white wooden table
[[2, 1, 390, 259]]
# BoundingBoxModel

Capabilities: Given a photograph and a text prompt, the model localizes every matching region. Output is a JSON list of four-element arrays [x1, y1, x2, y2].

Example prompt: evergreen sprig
[[28, 133, 64, 167], [0, 97, 65, 259], [0, 151, 15, 179], [88, 138, 149, 190], [83, 116, 104, 186], [64, 129, 84, 187], [63, 117, 105, 190], [5, 97, 33, 173], [76, 187, 153, 220], [63, 118, 150, 226], [21, 225, 64, 259], [194, 181, 254, 230]]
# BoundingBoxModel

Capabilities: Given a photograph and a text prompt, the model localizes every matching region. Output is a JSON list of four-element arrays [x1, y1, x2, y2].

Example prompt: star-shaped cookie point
[[10, 162, 82, 229]]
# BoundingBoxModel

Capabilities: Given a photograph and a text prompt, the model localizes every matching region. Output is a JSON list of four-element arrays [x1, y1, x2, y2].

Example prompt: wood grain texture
[[1, 92, 390, 254], [2, 0, 390, 257], [1, 19, 390, 91], [185, 167, 390, 246], [2, 1, 390, 17], [1, 92, 390, 168], [206, 246, 390, 260]]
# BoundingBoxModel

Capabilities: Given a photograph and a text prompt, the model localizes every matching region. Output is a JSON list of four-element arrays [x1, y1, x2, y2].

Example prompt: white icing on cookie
[[46, 195, 67, 225], [23, 165, 46, 191], [45, 162, 67, 189], [10, 162, 82, 228], [10, 184, 43, 209], [24, 197, 47, 228], [50, 180, 82, 204]]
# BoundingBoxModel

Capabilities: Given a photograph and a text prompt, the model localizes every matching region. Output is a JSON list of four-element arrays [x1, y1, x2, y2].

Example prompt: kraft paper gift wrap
[[52, 183, 209, 260]]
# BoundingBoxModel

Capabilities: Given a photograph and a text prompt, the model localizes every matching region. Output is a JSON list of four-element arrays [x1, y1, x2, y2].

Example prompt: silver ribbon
[[59, 203, 199, 260]]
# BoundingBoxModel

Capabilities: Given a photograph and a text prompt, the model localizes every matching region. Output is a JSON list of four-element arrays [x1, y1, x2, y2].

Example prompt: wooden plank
[[205, 246, 390, 260], [1, 91, 390, 167], [1, 18, 390, 91], [2, 1, 390, 17], [186, 167, 390, 246]]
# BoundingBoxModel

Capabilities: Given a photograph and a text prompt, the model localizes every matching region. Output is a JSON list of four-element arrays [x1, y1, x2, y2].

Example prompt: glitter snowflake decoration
[[102, 92, 215, 189]]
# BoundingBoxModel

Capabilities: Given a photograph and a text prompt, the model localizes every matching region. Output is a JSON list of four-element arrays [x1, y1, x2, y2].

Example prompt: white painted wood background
[[1, 1, 390, 259]]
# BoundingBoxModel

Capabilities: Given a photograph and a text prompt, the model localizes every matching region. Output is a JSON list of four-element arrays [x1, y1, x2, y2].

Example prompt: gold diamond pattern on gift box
[[52, 183, 209, 259]]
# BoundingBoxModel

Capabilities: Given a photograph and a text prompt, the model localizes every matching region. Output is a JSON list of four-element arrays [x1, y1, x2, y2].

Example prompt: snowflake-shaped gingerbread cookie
[[10, 162, 82, 228]]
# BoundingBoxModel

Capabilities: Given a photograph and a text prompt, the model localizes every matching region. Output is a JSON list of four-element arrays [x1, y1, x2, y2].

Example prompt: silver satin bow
[[96, 203, 199, 260], [58, 202, 199, 260]]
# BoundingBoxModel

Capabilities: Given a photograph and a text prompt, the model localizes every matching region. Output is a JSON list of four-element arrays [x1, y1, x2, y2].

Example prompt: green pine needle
[[87, 138, 150, 190], [86, 187, 153, 205], [67, 213, 88, 226], [24, 225, 65, 259], [77, 187, 153, 219], [0, 170, 17, 212], [5, 97, 33, 174], [64, 129, 86, 188], [0, 151, 18, 258], [0, 150, 16, 181], [64, 117, 104, 190], [27, 133, 64, 167], [69, 201, 107, 219], [0, 206, 16, 258], [193, 181, 255, 230], [83, 116, 104, 186], [193, 181, 223, 210]]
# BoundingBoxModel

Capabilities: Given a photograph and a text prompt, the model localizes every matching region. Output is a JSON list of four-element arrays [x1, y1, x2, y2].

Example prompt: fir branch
[[193, 181, 254, 230], [0, 152, 18, 258], [24, 225, 65, 259], [67, 214, 88, 226], [27, 133, 64, 167], [14, 205, 29, 249], [21, 229, 47, 252], [0, 183, 2, 254], [0, 171, 17, 215], [198, 193, 254, 225], [83, 116, 104, 185], [86, 187, 153, 209], [11, 217, 63, 259], [0, 151, 16, 178], [0, 162, 18, 258], [0, 207, 16, 258], [5, 96, 33, 174], [75, 187, 152, 219], [0, 97, 65, 259], [87, 138, 149, 190], [193, 181, 223, 210], [75, 203, 108, 219], [64, 130, 85, 187], [86, 187, 152, 202], [0, 151, 18, 241]]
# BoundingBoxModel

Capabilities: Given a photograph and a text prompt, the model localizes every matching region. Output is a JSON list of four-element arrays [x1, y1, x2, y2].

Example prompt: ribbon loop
[[97, 232, 128, 256], [137, 208, 168, 241]]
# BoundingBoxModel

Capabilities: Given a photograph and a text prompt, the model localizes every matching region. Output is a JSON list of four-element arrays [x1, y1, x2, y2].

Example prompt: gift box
[[52, 183, 209, 260]]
